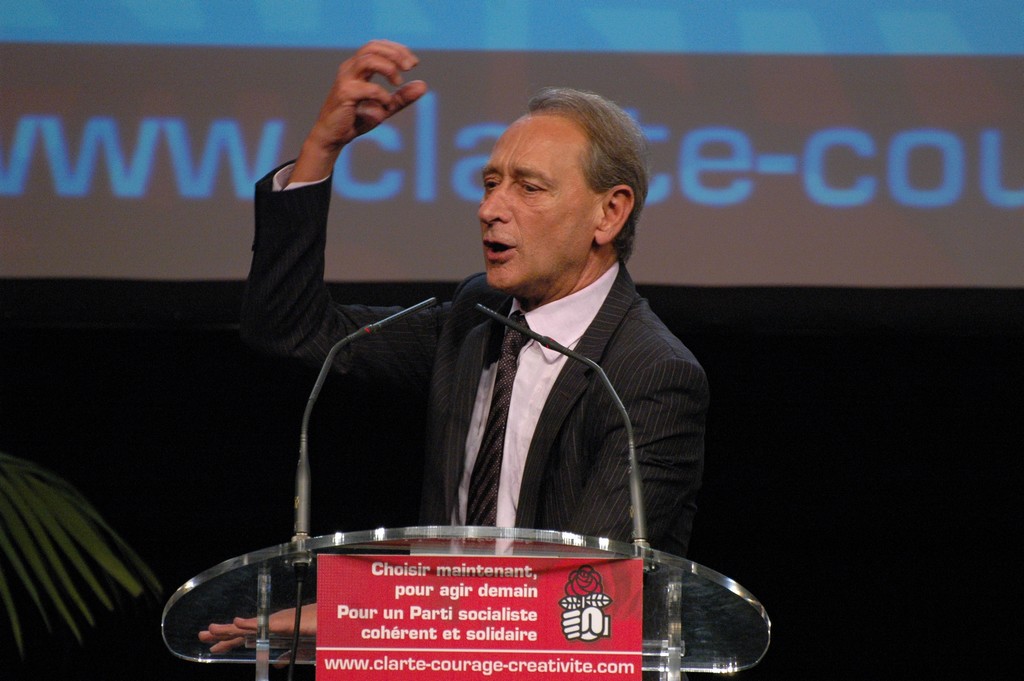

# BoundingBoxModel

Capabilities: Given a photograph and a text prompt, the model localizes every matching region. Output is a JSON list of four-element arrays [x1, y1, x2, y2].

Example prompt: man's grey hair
[[527, 87, 650, 263]]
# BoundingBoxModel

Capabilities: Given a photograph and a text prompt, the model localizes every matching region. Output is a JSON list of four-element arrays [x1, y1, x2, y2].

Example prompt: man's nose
[[478, 185, 509, 224]]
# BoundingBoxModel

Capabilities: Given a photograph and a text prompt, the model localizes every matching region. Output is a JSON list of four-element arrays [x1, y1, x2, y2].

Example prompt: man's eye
[[521, 183, 540, 193]]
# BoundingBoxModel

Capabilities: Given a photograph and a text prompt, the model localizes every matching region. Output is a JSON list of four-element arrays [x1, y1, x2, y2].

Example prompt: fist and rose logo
[[559, 565, 612, 642]]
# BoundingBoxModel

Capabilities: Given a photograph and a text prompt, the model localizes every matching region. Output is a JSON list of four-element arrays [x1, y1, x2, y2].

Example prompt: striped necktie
[[466, 311, 529, 525]]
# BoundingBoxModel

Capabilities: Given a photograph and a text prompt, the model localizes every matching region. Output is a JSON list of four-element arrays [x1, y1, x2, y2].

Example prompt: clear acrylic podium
[[162, 526, 769, 679]]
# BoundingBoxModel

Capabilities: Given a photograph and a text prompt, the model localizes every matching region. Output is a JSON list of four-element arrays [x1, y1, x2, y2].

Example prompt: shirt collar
[[511, 262, 619, 355]]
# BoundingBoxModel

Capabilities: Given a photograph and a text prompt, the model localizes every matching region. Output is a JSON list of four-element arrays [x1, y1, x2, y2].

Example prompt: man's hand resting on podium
[[198, 603, 317, 654]]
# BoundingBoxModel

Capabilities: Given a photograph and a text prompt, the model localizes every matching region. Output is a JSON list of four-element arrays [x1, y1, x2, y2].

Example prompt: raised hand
[[292, 40, 428, 183]]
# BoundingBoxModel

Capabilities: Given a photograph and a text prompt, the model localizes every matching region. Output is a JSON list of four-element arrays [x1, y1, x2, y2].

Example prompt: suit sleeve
[[239, 167, 442, 396], [570, 348, 708, 556]]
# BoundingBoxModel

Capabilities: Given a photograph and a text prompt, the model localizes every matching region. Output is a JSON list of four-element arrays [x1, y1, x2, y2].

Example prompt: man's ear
[[593, 184, 634, 248]]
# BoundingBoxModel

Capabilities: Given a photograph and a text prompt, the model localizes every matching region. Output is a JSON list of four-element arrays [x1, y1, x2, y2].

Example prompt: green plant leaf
[[50, 490, 162, 597], [0, 490, 50, 626], [0, 561, 26, 657], [27, 477, 116, 609], [0, 474, 60, 633], [28, 461, 161, 597], [0, 472, 88, 642], [1, 451, 162, 657]]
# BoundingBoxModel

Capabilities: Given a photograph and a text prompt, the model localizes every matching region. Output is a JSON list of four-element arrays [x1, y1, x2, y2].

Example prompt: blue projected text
[[2, 98, 1021, 210]]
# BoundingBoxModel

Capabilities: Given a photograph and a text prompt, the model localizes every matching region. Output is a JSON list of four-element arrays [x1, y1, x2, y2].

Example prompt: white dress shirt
[[455, 262, 619, 527]]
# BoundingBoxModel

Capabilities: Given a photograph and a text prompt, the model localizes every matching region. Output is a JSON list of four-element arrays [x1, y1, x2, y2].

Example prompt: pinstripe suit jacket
[[241, 169, 707, 556]]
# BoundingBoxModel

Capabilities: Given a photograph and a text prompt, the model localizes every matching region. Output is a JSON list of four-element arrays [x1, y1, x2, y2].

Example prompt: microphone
[[474, 303, 649, 550], [284, 298, 434, 681], [293, 297, 438, 543]]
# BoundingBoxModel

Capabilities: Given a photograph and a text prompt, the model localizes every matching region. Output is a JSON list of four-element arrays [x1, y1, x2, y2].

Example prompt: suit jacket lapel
[[514, 267, 638, 527]]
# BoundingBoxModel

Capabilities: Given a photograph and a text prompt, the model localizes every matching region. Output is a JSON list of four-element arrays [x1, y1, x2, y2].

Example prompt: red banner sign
[[316, 554, 643, 680]]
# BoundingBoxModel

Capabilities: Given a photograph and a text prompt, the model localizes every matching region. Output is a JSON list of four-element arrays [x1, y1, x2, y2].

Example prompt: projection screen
[[2, 2, 1022, 296]]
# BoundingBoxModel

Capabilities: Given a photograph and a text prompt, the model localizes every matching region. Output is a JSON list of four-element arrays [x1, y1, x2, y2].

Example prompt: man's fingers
[[389, 80, 429, 113], [341, 45, 419, 88], [342, 52, 406, 87], [233, 616, 259, 630], [354, 39, 419, 72], [209, 637, 247, 654], [344, 79, 427, 115], [199, 620, 252, 640], [204, 622, 241, 636], [345, 80, 428, 135]]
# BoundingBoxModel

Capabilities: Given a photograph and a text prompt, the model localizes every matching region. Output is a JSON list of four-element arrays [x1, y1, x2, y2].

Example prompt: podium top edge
[[165, 525, 763, 615]]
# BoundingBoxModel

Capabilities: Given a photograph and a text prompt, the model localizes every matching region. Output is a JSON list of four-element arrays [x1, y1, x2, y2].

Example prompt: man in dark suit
[[201, 37, 708, 655], [241, 39, 707, 555]]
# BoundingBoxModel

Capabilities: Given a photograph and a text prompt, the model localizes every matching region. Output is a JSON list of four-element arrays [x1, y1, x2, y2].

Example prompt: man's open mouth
[[485, 240, 512, 252]]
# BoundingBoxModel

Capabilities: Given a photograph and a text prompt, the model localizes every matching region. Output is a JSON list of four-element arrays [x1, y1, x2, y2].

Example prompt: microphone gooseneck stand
[[285, 297, 438, 681]]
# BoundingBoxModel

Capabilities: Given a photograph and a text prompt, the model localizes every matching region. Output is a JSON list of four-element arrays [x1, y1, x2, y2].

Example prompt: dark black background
[[2, 281, 1022, 680]]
